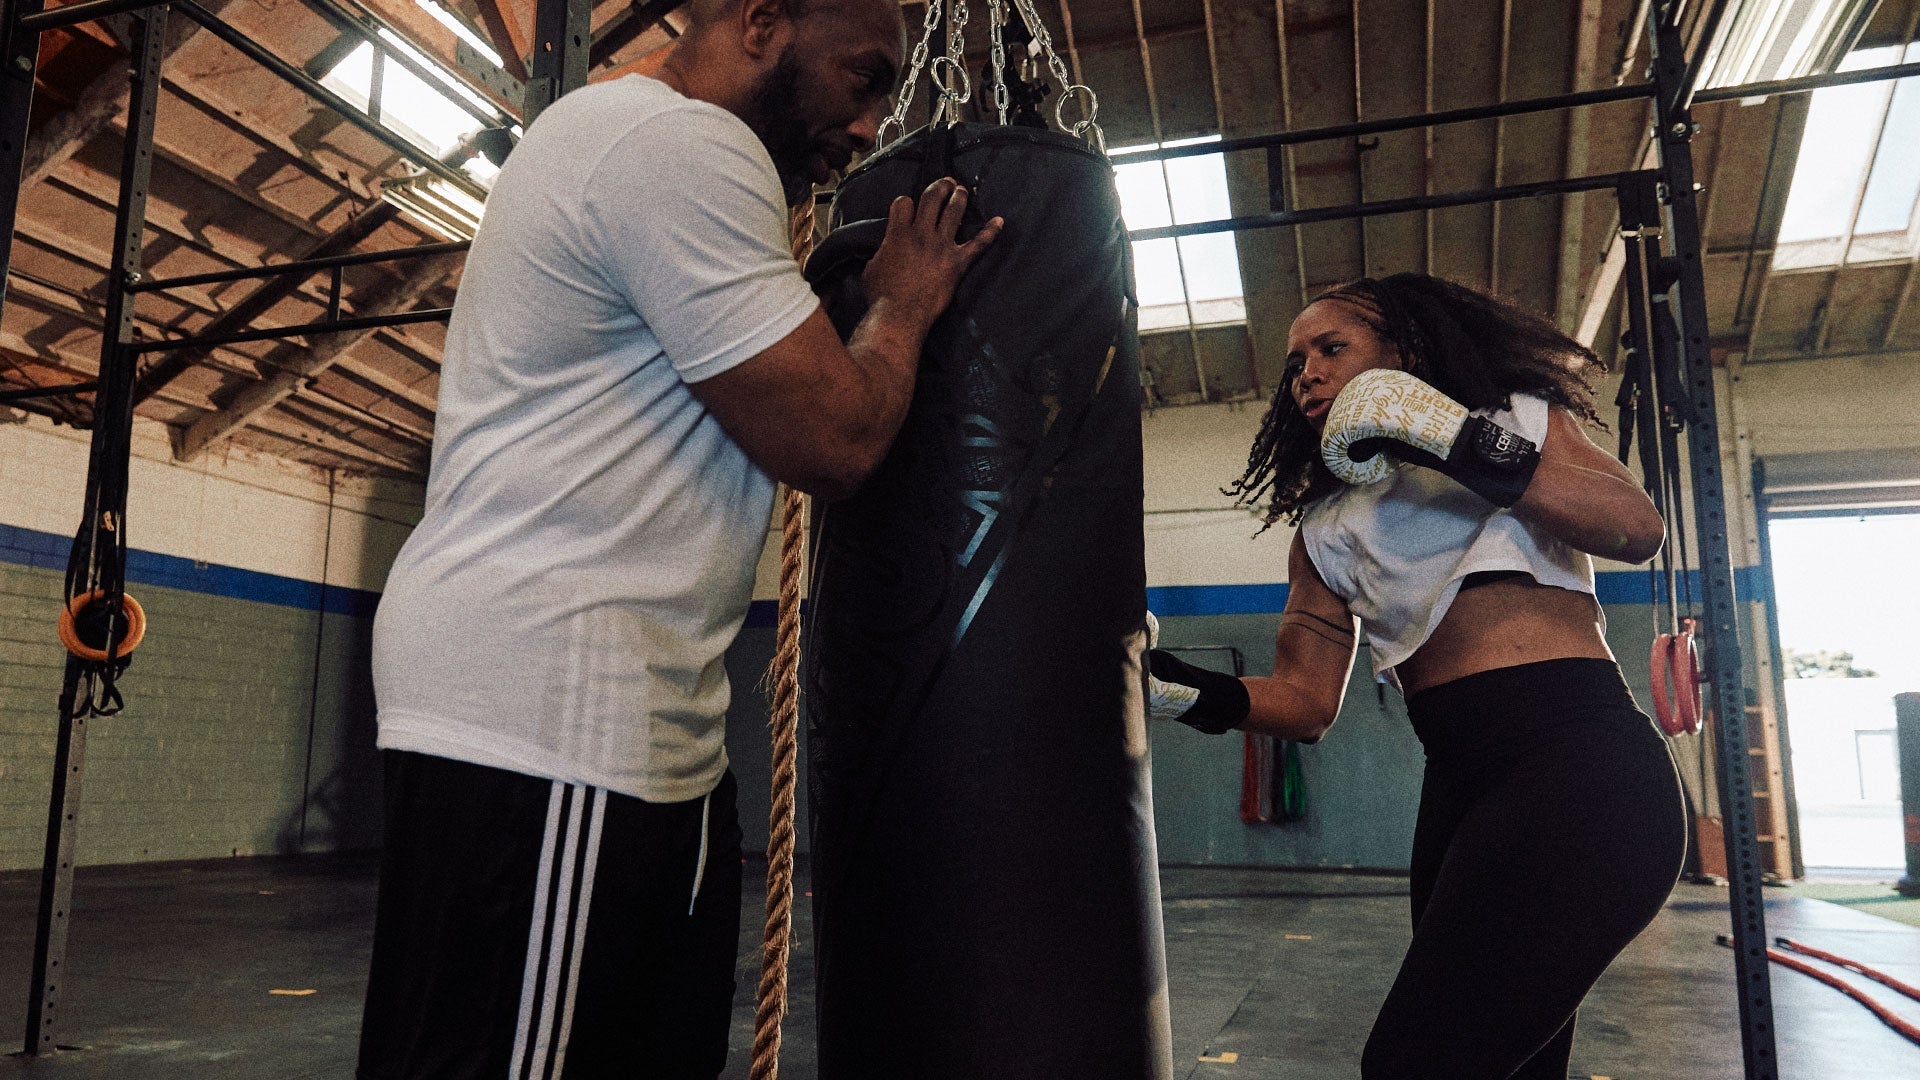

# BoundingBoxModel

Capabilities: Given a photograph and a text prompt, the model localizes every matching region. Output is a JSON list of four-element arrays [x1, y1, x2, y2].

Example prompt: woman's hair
[[1224, 272, 1608, 528]]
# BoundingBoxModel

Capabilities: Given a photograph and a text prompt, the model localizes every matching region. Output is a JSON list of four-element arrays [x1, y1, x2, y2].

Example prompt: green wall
[[0, 560, 380, 872]]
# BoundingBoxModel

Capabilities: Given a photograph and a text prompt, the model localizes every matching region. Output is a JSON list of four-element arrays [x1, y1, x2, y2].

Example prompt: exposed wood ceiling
[[2, 0, 1917, 479]]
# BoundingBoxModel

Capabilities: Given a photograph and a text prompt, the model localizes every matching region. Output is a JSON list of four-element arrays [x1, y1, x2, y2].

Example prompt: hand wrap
[[1320, 368, 1540, 507], [1147, 648, 1249, 735]]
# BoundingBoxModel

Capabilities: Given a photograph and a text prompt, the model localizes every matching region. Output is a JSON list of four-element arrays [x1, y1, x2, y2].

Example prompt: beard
[[743, 46, 821, 207]]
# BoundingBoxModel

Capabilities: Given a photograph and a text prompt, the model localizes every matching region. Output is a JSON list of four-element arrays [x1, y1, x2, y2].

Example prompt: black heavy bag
[[803, 122, 1172, 1080]]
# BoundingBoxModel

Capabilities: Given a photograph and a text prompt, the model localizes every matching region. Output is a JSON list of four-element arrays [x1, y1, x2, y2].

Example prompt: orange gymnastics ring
[[57, 590, 146, 662]]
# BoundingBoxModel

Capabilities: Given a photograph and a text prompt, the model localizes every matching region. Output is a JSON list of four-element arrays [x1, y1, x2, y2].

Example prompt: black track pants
[[357, 752, 743, 1080], [1361, 658, 1687, 1080]]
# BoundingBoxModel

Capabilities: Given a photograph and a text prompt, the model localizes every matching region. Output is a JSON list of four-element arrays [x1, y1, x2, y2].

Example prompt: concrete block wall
[[4, 344, 1911, 875], [0, 414, 417, 871]]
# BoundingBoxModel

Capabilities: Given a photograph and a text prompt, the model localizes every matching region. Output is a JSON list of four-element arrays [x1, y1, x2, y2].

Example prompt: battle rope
[[1717, 934, 1920, 1046], [749, 203, 817, 1080]]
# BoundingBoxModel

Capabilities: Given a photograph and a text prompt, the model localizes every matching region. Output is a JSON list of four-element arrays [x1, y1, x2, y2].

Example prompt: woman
[[1148, 273, 1686, 1080]]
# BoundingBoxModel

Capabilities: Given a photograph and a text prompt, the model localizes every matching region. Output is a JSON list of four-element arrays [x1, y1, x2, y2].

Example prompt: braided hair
[[1223, 272, 1608, 529]]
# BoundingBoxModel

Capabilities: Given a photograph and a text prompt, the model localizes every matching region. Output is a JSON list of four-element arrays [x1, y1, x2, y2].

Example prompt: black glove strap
[[1149, 649, 1250, 735], [1445, 416, 1540, 507]]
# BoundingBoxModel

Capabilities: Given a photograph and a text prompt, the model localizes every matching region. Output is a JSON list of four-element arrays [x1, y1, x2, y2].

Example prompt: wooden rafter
[[472, 0, 533, 81], [21, 2, 229, 188], [175, 250, 464, 458]]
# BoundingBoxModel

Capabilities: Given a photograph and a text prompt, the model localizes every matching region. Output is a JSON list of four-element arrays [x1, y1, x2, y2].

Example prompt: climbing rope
[[749, 204, 816, 1080]]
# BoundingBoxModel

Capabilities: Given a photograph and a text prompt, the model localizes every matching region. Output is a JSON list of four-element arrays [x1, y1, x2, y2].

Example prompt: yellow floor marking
[[268, 989, 317, 996], [1198, 1051, 1239, 1063]]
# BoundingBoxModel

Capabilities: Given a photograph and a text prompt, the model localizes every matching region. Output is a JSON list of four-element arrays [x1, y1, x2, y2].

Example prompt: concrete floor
[[3, 855, 1919, 1079]]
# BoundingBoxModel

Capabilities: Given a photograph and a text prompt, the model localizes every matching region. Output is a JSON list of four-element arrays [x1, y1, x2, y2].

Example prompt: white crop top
[[1297, 392, 1595, 679]]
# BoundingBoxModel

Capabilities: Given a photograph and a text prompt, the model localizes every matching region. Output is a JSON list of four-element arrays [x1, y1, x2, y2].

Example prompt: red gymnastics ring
[[1674, 619, 1702, 735], [1650, 634, 1683, 736]]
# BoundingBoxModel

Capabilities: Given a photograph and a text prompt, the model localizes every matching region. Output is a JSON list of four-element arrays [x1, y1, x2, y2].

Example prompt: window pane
[[1177, 234, 1243, 303], [1113, 159, 1174, 229], [321, 38, 487, 159], [1776, 49, 1898, 244], [1111, 137, 1246, 329], [1130, 238, 1188, 308], [1855, 44, 1920, 236]]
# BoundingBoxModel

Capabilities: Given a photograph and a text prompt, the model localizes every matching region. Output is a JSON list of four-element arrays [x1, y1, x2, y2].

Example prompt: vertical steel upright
[[0, 0, 46, 318], [1648, 4, 1778, 1077], [22, 6, 168, 1057], [522, 0, 590, 126]]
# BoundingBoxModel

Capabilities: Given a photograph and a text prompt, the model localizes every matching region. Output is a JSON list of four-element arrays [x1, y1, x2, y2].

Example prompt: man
[[357, 0, 1000, 1074]]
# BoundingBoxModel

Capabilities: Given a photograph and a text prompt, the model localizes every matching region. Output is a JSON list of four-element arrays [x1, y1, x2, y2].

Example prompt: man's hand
[[860, 178, 1003, 334]]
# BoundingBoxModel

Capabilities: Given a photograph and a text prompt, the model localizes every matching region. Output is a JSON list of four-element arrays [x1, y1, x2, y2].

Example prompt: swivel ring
[[929, 56, 972, 105], [1054, 84, 1098, 132]]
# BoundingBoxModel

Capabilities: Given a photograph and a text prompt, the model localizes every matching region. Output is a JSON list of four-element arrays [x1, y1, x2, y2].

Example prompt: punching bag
[[803, 122, 1173, 1080]]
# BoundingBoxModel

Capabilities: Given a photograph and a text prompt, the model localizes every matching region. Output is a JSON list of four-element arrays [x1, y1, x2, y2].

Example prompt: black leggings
[[1360, 658, 1687, 1080]]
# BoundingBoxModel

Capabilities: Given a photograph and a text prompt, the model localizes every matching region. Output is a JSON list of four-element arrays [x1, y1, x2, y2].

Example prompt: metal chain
[[938, 0, 972, 124], [879, 0, 944, 149], [988, 0, 1010, 125], [1009, 0, 1102, 148]]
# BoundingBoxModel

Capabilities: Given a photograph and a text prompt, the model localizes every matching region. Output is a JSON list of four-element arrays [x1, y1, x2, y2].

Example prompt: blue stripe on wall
[[0, 522, 381, 618], [3, 520, 1772, 624], [1150, 567, 1771, 617]]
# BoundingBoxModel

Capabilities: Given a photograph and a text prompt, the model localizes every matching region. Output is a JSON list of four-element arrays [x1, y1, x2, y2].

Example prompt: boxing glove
[[1144, 615, 1249, 734], [1320, 368, 1539, 507]]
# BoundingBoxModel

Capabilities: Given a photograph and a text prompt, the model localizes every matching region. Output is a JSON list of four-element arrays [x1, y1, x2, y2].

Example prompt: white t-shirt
[[1298, 393, 1596, 679], [371, 76, 819, 803]]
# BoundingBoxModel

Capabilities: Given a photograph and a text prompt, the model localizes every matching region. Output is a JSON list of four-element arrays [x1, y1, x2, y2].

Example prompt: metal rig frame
[[4, 0, 1918, 1072], [0, 0, 589, 1056]]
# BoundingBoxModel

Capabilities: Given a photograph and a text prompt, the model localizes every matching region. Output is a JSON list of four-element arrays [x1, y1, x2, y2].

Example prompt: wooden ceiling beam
[[0, 327, 218, 413], [1494, 0, 1579, 319], [2, 273, 277, 383], [290, 382, 434, 445], [234, 407, 423, 473], [128, 202, 433, 404], [161, 76, 378, 204], [176, 250, 463, 458], [332, 354, 438, 411], [1551, 1, 1612, 332], [20, 2, 229, 189], [471, 0, 533, 81], [1882, 260, 1919, 348], [13, 218, 233, 317], [1354, 0, 1428, 280]]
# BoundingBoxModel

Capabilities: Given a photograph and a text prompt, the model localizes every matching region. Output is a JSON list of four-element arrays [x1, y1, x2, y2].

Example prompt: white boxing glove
[[1319, 368, 1539, 506]]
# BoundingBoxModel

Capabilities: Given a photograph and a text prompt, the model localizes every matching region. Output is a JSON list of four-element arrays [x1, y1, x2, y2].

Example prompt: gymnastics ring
[[57, 590, 146, 662], [1674, 618, 1702, 735], [1649, 624, 1703, 737]]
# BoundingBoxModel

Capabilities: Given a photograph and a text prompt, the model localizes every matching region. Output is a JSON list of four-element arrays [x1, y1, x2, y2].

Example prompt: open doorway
[[1767, 513, 1920, 873]]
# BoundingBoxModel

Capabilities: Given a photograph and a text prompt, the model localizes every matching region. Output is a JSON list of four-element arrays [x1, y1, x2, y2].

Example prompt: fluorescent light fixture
[[417, 0, 506, 69], [381, 171, 486, 241], [1695, 0, 1880, 91]]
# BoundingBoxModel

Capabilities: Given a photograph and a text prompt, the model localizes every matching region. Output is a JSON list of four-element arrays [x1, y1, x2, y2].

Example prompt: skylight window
[[319, 30, 510, 240], [1774, 42, 1920, 270], [1111, 136, 1247, 332]]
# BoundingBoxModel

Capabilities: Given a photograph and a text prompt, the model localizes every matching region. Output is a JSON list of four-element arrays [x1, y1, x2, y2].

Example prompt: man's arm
[[690, 179, 1000, 500]]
